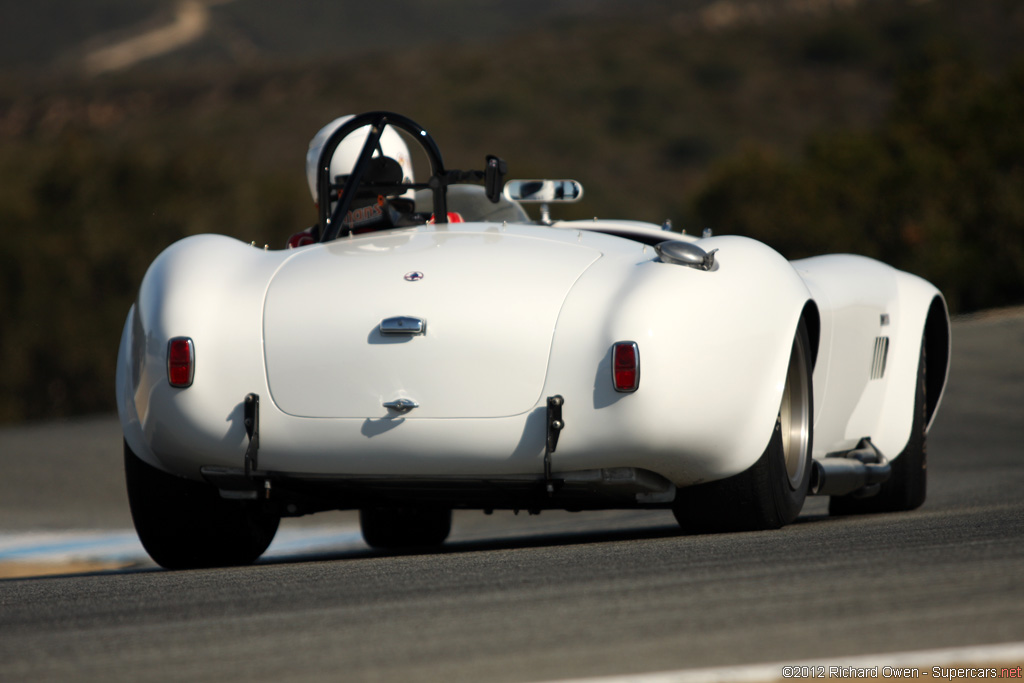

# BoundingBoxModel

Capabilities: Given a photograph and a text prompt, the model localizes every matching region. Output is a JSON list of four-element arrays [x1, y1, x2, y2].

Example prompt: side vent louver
[[871, 337, 889, 380]]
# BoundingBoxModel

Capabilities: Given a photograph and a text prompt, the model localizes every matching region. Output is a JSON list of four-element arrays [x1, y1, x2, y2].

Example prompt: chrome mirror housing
[[503, 179, 584, 203], [655, 240, 718, 271]]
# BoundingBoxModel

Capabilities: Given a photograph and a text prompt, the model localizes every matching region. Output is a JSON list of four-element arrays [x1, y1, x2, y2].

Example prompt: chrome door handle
[[380, 316, 426, 336], [383, 398, 419, 414]]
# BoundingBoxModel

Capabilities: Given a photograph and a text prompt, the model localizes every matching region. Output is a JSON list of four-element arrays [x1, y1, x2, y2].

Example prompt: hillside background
[[1, 0, 1023, 422]]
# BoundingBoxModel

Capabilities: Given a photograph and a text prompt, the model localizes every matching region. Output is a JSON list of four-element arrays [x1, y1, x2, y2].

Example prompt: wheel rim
[[780, 330, 811, 490]]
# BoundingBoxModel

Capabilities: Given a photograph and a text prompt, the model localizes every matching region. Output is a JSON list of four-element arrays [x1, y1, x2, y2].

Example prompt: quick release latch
[[244, 393, 259, 477], [544, 395, 564, 495]]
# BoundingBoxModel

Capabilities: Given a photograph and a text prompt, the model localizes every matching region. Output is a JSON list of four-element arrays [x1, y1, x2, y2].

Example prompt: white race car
[[116, 112, 951, 569]]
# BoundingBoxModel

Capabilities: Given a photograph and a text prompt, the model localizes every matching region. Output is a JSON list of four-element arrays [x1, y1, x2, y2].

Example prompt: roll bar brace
[[316, 111, 507, 242]]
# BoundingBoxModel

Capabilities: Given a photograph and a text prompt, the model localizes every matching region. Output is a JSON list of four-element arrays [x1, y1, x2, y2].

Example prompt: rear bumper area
[[200, 466, 677, 513]]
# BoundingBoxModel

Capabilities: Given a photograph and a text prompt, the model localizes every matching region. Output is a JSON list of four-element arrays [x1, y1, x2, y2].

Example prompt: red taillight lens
[[612, 341, 640, 392], [167, 337, 194, 388]]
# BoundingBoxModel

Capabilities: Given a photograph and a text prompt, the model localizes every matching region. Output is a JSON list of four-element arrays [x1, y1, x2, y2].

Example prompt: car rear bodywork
[[118, 221, 837, 506]]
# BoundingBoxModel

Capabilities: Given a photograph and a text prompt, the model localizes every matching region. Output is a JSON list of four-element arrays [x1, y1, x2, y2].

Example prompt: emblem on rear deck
[[404, 271, 424, 282]]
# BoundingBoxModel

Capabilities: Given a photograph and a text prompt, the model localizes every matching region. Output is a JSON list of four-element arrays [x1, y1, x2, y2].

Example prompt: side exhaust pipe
[[809, 437, 891, 498]]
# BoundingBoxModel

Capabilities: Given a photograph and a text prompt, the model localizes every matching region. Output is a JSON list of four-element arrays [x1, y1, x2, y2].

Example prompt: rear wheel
[[360, 507, 452, 550], [673, 319, 814, 533], [124, 441, 280, 569], [830, 337, 927, 515]]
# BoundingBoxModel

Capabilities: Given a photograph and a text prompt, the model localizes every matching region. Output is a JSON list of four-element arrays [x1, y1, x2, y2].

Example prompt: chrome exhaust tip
[[809, 438, 891, 498]]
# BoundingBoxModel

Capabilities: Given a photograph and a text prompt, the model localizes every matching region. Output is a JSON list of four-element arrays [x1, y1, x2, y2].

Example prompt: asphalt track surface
[[1, 310, 1022, 682]]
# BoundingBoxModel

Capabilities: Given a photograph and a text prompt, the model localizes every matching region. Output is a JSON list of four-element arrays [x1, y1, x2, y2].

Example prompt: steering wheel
[[315, 111, 506, 242]]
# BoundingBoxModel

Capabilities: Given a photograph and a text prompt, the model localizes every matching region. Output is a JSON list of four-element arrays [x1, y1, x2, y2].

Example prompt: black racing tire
[[124, 441, 280, 569], [829, 337, 927, 515], [359, 507, 452, 550], [673, 319, 814, 533]]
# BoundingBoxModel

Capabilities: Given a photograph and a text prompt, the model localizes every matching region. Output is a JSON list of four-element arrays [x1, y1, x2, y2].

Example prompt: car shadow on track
[[3, 508, 845, 581], [260, 509, 838, 568], [281, 523, 689, 565]]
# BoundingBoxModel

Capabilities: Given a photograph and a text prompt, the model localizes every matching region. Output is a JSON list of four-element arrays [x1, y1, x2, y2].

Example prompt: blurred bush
[[0, 115, 310, 422], [694, 59, 1024, 313]]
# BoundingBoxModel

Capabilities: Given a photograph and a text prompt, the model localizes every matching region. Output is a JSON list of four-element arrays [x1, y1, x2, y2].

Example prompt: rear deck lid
[[263, 228, 600, 418]]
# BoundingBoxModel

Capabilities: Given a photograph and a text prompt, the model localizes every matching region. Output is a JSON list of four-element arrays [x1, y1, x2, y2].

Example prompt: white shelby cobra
[[116, 112, 951, 569]]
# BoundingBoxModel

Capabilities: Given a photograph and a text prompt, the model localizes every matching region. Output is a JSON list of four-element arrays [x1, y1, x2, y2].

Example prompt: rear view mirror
[[503, 179, 584, 203]]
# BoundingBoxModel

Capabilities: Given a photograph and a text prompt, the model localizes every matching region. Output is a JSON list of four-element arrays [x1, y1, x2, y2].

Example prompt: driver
[[287, 115, 416, 247]]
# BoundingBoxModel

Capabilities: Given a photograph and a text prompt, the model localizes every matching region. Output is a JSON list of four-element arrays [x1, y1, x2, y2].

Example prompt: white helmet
[[305, 115, 415, 203]]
